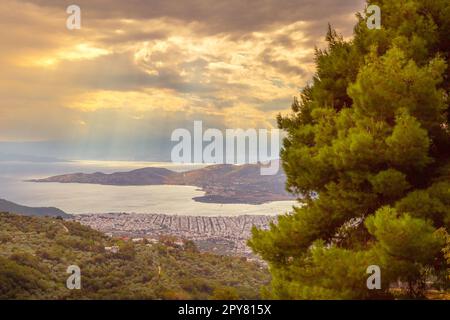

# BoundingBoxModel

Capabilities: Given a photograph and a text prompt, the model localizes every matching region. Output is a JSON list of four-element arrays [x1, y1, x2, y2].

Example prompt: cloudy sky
[[0, 0, 365, 160]]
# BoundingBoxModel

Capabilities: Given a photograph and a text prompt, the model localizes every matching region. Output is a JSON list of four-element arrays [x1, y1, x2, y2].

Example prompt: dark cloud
[[26, 0, 365, 35], [259, 48, 307, 76], [53, 53, 221, 94], [260, 97, 295, 111]]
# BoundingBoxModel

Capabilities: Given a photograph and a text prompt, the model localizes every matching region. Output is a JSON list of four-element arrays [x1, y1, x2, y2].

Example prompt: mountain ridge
[[0, 199, 71, 218]]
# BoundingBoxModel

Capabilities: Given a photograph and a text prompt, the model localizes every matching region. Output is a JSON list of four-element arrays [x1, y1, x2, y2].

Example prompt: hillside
[[29, 162, 294, 204], [0, 213, 270, 299], [0, 199, 71, 218]]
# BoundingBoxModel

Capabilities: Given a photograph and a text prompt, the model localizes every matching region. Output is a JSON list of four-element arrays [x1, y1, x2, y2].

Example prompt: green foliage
[[366, 207, 445, 264], [211, 286, 240, 300], [0, 256, 51, 299], [0, 213, 269, 300], [267, 242, 390, 300], [117, 241, 136, 260], [250, 0, 450, 299], [444, 234, 450, 280], [369, 169, 410, 199]]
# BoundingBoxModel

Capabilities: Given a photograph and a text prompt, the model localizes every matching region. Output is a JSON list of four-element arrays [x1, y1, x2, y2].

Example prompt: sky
[[0, 0, 365, 160]]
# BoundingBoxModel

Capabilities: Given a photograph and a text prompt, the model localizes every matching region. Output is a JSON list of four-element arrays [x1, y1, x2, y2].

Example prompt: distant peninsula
[[28, 162, 295, 205]]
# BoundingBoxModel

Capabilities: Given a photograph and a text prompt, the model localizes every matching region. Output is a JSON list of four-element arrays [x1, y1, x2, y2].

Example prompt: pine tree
[[249, 0, 450, 299]]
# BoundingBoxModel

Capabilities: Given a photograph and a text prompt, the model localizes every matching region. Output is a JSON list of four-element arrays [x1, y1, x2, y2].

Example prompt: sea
[[0, 160, 296, 216]]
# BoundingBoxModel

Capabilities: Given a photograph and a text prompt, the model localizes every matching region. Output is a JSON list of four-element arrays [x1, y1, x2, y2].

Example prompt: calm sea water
[[0, 160, 296, 216]]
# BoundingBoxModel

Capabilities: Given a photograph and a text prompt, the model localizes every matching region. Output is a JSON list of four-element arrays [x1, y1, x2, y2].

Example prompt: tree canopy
[[249, 0, 450, 299]]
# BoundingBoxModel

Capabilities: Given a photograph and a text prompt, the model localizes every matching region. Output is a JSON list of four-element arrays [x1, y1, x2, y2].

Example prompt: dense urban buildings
[[73, 213, 275, 258]]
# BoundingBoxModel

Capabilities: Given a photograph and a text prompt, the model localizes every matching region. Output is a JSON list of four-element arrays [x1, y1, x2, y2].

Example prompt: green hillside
[[0, 213, 269, 299]]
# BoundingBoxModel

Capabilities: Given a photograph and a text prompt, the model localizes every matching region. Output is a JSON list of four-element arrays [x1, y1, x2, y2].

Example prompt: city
[[72, 213, 276, 258]]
